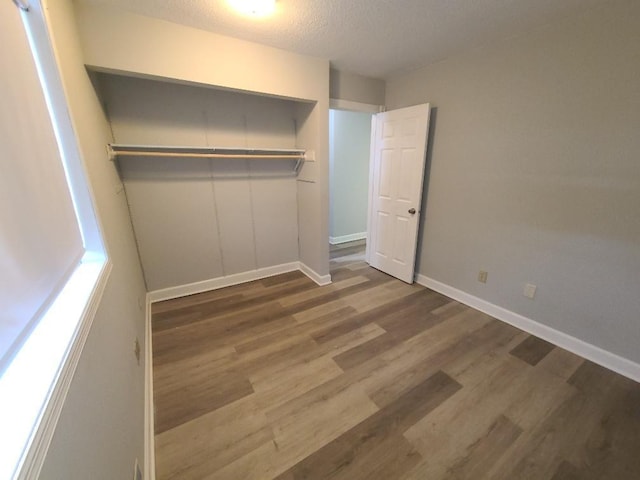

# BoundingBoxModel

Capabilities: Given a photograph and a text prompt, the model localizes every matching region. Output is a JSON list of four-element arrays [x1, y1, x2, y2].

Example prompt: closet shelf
[[107, 144, 307, 175]]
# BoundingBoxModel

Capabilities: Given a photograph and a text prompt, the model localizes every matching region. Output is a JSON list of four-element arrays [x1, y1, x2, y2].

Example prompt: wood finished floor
[[152, 241, 640, 480]]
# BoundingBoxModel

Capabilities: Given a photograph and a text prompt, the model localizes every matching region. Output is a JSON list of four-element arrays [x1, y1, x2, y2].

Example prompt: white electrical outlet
[[524, 283, 537, 299], [478, 271, 488, 283]]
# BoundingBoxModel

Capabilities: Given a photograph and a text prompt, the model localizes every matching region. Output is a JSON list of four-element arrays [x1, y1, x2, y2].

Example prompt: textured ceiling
[[80, 0, 605, 79]]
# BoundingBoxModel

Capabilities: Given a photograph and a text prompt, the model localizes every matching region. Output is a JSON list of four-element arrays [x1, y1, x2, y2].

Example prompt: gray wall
[[386, 0, 640, 363], [330, 69, 385, 106], [40, 0, 147, 478], [98, 75, 301, 291], [329, 110, 372, 241]]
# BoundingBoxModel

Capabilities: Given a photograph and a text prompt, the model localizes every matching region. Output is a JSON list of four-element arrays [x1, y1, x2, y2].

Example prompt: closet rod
[[111, 150, 305, 160]]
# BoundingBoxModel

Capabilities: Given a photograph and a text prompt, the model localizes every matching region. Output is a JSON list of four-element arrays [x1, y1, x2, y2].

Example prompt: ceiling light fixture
[[228, 0, 276, 18]]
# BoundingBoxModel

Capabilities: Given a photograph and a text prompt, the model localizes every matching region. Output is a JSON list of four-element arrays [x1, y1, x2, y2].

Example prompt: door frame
[[328, 98, 384, 261], [365, 113, 377, 264], [329, 98, 384, 114]]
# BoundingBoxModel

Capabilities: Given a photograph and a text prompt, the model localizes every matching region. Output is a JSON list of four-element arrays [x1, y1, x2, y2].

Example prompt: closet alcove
[[91, 73, 319, 293]]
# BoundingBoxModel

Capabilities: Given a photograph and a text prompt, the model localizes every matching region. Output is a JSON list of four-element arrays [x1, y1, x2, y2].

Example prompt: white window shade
[[0, 1, 84, 371]]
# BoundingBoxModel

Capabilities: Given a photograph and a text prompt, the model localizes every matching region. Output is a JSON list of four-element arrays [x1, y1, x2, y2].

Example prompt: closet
[[94, 73, 319, 294]]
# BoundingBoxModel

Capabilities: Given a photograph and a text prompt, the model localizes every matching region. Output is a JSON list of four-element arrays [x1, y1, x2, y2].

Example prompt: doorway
[[328, 108, 374, 268], [329, 102, 432, 283]]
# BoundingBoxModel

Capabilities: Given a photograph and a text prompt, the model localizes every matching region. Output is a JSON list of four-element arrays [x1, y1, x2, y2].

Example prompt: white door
[[366, 104, 431, 283]]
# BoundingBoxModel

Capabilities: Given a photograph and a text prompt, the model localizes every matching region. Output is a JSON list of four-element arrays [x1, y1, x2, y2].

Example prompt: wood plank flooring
[[152, 241, 640, 479]]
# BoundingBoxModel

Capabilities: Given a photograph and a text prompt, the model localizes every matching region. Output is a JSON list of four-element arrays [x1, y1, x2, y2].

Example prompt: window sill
[[0, 253, 111, 480]]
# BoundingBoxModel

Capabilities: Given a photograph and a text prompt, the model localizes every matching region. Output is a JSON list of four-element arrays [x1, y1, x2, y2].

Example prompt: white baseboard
[[148, 262, 301, 302], [148, 262, 333, 303], [143, 294, 155, 480], [299, 262, 332, 286], [329, 232, 367, 245], [415, 274, 640, 383]]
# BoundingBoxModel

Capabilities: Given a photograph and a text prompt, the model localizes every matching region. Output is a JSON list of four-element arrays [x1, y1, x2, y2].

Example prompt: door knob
[[408, 208, 416, 214]]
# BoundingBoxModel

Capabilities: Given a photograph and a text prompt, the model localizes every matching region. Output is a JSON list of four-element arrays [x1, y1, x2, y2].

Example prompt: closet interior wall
[[97, 74, 301, 291]]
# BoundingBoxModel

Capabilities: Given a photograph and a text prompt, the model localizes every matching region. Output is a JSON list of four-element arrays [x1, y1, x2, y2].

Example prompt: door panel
[[367, 104, 431, 283], [378, 150, 394, 198]]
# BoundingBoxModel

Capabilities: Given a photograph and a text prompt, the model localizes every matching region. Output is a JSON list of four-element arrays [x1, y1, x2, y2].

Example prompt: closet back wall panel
[[251, 176, 299, 268], [100, 74, 300, 291], [214, 171, 258, 276], [121, 159, 224, 288]]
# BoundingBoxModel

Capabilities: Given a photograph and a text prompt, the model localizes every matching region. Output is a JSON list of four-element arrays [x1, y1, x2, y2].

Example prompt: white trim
[[14, 259, 112, 480], [298, 262, 332, 286], [148, 262, 333, 303], [143, 294, 155, 480], [415, 274, 640, 383], [148, 262, 301, 303], [365, 114, 377, 264], [329, 98, 384, 113], [329, 232, 367, 245]]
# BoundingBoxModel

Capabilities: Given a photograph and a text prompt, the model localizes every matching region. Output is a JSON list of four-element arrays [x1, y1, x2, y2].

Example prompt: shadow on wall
[[414, 106, 437, 272]]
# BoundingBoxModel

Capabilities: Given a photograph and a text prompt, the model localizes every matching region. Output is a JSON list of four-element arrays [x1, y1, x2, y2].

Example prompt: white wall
[[76, 3, 331, 278], [386, 0, 640, 364], [99, 75, 300, 291], [75, 4, 326, 102], [39, 0, 147, 478], [329, 110, 372, 242]]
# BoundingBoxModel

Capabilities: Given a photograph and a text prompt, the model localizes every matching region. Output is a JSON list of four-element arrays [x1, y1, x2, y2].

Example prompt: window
[[0, 1, 108, 478]]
